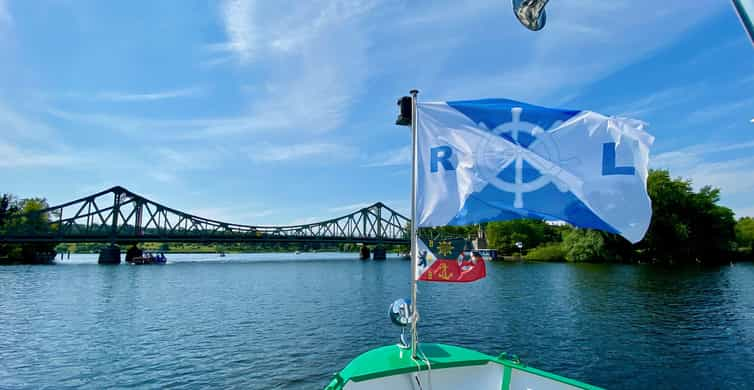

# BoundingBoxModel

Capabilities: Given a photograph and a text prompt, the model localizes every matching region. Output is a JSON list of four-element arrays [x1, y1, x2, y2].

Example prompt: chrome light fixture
[[388, 298, 413, 327], [513, 0, 549, 31]]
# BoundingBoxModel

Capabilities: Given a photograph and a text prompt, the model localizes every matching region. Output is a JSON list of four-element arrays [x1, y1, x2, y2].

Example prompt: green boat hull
[[326, 343, 602, 390]]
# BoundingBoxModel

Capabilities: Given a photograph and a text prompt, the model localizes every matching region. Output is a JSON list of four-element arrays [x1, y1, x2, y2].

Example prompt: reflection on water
[[1, 254, 753, 389]]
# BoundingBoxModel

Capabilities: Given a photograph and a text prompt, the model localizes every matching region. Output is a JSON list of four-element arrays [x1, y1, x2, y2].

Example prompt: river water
[[1, 253, 753, 389]]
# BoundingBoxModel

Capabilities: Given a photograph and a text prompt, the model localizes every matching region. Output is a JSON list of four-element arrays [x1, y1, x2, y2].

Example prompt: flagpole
[[409, 89, 419, 359]]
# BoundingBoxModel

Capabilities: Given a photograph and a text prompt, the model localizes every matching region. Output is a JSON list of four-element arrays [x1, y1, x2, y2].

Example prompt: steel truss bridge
[[0, 186, 410, 246]]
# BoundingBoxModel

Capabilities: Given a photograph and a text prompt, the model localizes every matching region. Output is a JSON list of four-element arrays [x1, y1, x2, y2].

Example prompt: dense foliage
[[562, 229, 605, 263], [0, 194, 56, 262], [483, 170, 742, 264], [524, 242, 566, 262], [3, 168, 751, 264], [486, 219, 561, 253], [637, 170, 736, 264], [736, 217, 754, 252]]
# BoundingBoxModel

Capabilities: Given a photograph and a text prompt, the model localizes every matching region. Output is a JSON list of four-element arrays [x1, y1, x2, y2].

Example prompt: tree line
[[0, 195, 56, 263], [430, 170, 754, 265], [3, 169, 754, 264]]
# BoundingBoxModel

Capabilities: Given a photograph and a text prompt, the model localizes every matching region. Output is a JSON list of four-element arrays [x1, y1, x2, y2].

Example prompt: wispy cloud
[[189, 205, 278, 224], [0, 142, 79, 168], [327, 202, 373, 213], [95, 87, 203, 102], [46, 107, 280, 139], [653, 140, 754, 170], [154, 146, 225, 170], [209, 0, 256, 64], [364, 146, 410, 167], [142, 146, 228, 184], [652, 140, 754, 195], [0, 0, 11, 28], [249, 143, 354, 163], [210, 0, 377, 64], [205, 0, 375, 134], [686, 37, 744, 66], [651, 140, 754, 218], [685, 156, 754, 195], [147, 171, 178, 184], [604, 83, 706, 117], [686, 96, 754, 124], [285, 216, 321, 226], [438, 0, 722, 102], [0, 101, 59, 144]]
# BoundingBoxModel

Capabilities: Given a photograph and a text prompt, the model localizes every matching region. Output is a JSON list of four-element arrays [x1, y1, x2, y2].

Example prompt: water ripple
[[0, 256, 753, 389]]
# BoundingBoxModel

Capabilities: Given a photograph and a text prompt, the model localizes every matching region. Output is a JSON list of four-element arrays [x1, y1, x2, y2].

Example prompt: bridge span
[[0, 186, 410, 263]]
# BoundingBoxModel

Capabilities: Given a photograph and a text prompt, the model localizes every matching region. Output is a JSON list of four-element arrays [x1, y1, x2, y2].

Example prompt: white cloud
[[364, 146, 410, 167], [211, 0, 376, 63], [437, 0, 722, 102], [652, 140, 754, 217], [284, 216, 320, 226], [189, 205, 278, 224], [0, 0, 11, 28], [604, 83, 706, 117], [75, 182, 120, 197], [686, 156, 754, 195], [249, 143, 354, 162], [0, 101, 59, 144], [205, 0, 375, 134], [686, 96, 754, 124], [0, 142, 79, 168], [212, 0, 256, 64], [327, 202, 374, 213], [140, 146, 228, 185], [154, 146, 225, 170], [653, 140, 754, 170], [46, 107, 281, 139], [147, 171, 178, 184], [652, 140, 754, 194], [95, 87, 203, 102]]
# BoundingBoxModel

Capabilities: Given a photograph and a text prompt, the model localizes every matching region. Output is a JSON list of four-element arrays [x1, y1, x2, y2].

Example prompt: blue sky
[[0, 0, 752, 225]]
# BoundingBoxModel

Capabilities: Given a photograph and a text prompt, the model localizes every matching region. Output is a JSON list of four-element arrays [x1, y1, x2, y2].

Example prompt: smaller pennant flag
[[415, 237, 486, 282]]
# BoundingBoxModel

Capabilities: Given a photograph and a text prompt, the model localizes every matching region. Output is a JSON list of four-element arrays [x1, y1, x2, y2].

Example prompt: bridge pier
[[359, 245, 370, 260], [372, 246, 386, 260], [98, 244, 121, 264]]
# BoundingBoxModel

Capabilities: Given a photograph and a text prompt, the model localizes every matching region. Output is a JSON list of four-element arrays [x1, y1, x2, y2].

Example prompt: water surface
[[1, 254, 753, 389]]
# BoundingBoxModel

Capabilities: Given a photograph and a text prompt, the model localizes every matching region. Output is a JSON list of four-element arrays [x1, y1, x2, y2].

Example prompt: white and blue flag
[[416, 98, 654, 243]]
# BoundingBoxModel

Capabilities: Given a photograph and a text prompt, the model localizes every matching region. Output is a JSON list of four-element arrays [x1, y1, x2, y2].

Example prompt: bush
[[486, 219, 560, 254], [525, 243, 566, 262], [563, 229, 605, 262]]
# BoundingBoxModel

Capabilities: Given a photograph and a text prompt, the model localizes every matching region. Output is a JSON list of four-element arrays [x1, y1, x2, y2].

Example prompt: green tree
[[0, 196, 56, 262], [637, 170, 736, 264], [0, 194, 19, 259], [486, 219, 558, 254], [525, 242, 566, 261], [736, 217, 754, 251], [563, 229, 605, 262], [419, 224, 475, 241]]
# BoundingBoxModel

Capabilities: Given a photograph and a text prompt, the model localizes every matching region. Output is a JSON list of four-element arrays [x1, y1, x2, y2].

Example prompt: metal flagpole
[[409, 89, 420, 359]]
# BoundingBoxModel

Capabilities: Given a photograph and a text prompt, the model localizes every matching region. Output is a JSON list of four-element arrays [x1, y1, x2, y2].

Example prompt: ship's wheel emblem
[[476, 107, 574, 208]]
